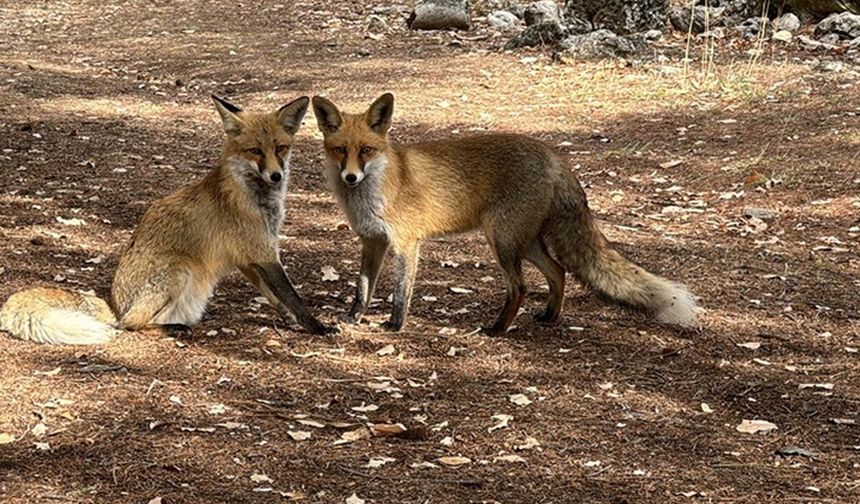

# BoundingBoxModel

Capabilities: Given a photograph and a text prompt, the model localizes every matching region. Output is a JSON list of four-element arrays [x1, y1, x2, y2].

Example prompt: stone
[[408, 0, 471, 30], [505, 20, 568, 48], [798, 34, 823, 49], [772, 29, 793, 43], [556, 29, 647, 59], [773, 13, 801, 33], [789, 0, 860, 20], [819, 32, 841, 45], [488, 10, 520, 29], [670, 6, 726, 34], [744, 208, 780, 220], [815, 12, 860, 39], [563, 0, 668, 35], [736, 17, 768, 39], [642, 29, 664, 41], [524, 0, 561, 26], [366, 15, 388, 33], [815, 60, 844, 72], [507, 3, 527, 19]]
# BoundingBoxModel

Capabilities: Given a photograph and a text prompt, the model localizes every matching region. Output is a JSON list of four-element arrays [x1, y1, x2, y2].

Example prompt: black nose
[[345, 173, 357, 184], [270, 172, 282, 182]]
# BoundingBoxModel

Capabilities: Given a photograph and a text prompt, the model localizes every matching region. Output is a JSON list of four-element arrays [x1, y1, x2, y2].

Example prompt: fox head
[[212, 95, 309, 186], [311, 93, 394, 188]]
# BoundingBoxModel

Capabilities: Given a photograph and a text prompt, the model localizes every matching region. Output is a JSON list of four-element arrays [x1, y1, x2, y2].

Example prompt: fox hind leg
[[484, 241, 526, 336], [525, 238, 565, 325], [120, 268, 210, 332]]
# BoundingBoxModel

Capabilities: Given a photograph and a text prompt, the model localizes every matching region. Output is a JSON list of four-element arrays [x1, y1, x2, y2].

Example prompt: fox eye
[[276, 145, 289, 155], [333, 146, 347, 155], [360, 146, 375, 156], [246, 148, 263, 156]]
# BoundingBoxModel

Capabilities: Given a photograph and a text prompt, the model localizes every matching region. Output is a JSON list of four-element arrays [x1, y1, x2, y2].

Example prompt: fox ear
[[312, 96, 343, 134], [365, 93, 394, 134], [278, 96, 310, 134], [212, 95, 243, 135]]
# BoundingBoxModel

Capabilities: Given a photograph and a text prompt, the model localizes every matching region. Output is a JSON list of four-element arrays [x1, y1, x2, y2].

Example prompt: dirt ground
[[1, 1, 859, 503]]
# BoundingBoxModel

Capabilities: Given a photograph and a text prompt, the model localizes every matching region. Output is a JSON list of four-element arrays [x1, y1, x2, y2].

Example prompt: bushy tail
[[0, 288, 118, 345], [543, 178, 700, 328]]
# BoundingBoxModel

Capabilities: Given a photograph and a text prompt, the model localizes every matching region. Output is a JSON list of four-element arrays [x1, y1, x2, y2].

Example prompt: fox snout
[[341, 169, 364, 187], [264, 168, 283, 184]]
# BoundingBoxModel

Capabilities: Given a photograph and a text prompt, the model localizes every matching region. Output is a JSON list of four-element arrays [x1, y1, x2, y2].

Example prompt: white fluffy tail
[[4, 309, 115, 345], [543, 177, 702, 328], [0, 288, 118, 345]]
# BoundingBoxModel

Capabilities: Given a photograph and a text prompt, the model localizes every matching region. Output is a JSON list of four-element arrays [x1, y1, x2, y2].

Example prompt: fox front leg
[[241, 263, 331, 335], [382, 241, 420, 332], [347, 236, 389, 323]]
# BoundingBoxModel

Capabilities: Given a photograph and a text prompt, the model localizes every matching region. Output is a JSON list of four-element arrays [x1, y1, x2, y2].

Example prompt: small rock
[[506, 3, 526, 19], [524, 0, 560, 26], [735, 17, 767, 40], [772, 30, 792, 43], [669, 6, 725, 34], [815, 12, 860, 40], [488, 10, 520, 30], [366, 15, 387, 33], [505, 20, 567, 49], [556, 29, 646, 60], [772, 13, 800, 33], [408, 0, 470, 31], [743, 207, 779, 220], [849, 36, 860, 48], [819, 33, 841, 46], [642, 29, 663, 41], [565, 0, 667, 35], [816, 60, 844, 73], [798, 34, 822, 50]]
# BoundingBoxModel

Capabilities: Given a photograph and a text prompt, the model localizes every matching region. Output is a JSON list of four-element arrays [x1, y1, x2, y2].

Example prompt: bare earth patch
[[1, 1, 859, 503]]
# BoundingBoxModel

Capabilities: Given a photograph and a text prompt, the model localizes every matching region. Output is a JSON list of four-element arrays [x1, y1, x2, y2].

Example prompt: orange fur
[[313, 93, 700, 334]]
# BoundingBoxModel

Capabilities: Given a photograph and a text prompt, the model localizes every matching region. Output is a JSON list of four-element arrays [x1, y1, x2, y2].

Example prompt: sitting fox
[[0, 96, 330, 344], [312, 93, 699, 335]]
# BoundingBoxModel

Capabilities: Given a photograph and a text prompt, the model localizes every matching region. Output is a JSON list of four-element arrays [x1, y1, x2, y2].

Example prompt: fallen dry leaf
[[365, 456, 396, 468], [31, 423, 47, 438], [701, 403, 714, 414], [736, 342, 761, 350], [351, 403, 379, 413], [376, 344, 395, 356], [369, 423, 406, 437], [489, 414, 513, 432], [736, 419, 778, 434], [494, 454, 526, 463], [298, 419, 326, 429], [335, 428, 370, 445], [321, 266, 340, 282], [509, 393, 532, 407], [659, 159, 684, 169], [437, 456, 471, 467], [346, 492, 365, 504], [34, 367, 62, 377], [288, 430, 312, 441], [514, 436, 540, 451], [250, 473, 273, 484]]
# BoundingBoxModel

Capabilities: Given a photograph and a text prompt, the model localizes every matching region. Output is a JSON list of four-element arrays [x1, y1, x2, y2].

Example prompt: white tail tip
[[656, 284, 702, 329]]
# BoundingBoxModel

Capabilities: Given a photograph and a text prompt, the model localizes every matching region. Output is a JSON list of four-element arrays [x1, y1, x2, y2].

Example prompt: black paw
[[533, 311, 559, 326], [381, 320, 403, 332], [480, 325, 505, 337]]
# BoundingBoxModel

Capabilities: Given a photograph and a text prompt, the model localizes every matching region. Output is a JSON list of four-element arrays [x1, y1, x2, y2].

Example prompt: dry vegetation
[[1, 1, 859, 503]]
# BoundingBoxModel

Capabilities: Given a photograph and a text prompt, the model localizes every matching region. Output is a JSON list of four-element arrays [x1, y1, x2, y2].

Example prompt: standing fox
[[312, 93, 699, 335], [0, 95, 330, 344]]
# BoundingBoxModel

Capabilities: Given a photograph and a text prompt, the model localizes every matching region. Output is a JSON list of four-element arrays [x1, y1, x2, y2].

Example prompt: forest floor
[[1, 1, 859, 503]]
